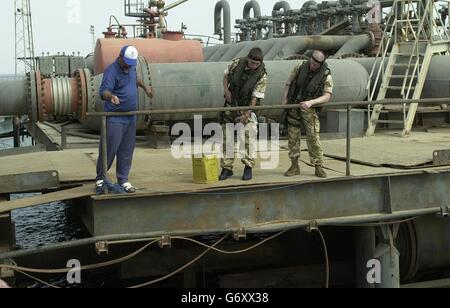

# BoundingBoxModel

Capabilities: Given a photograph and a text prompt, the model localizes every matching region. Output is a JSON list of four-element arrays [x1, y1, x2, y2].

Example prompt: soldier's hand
[[111, 95, 120, 105], [224, 90, 232, 103], [240, 115, 249, 124], [240, 111, 250, 124], [300, 101, 313, 110]]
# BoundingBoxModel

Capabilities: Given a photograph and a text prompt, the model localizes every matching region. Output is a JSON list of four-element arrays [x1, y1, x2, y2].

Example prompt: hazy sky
[[2, 0, 308, 74]]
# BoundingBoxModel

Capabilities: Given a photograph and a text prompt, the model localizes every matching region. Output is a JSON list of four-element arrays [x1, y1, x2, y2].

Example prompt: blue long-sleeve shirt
[[99, 60, 138, 123]]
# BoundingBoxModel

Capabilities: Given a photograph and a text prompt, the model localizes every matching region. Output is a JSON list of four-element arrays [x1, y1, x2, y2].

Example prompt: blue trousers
[[96, 121, 136, 185]]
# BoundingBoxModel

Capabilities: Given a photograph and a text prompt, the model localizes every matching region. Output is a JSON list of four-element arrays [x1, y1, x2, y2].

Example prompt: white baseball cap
[[120, 45, 138, 66]]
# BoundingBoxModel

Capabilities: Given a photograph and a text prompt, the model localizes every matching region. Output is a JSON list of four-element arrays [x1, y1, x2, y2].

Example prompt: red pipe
[[94, 38, 204, 75]]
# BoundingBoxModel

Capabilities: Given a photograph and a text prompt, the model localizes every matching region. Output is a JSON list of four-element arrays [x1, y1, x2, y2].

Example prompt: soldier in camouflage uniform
[[281, 50, 333, 178], [219, 48, 268, 181]]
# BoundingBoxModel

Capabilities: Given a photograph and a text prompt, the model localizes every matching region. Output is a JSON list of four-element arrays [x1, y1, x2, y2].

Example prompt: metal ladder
[[367, 0, 450, 137]]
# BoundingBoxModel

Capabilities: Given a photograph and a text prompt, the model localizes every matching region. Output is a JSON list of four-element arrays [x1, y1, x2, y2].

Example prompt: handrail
[[88, 97, 450, 182], [87, 98, 450, 117]]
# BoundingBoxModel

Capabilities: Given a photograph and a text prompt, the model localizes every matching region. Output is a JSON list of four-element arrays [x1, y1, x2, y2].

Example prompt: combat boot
[[242, 166, 253, 181], [219, 168, 234, 181], [284, 158, 300, 177], [315, 165, 327, 178]]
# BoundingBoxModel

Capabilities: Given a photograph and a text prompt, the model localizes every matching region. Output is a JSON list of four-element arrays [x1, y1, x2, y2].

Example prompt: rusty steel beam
[[84, 169, 450, 237]]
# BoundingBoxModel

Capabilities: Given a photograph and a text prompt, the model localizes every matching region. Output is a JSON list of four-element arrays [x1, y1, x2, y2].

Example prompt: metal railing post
[[101, 115, 109, 194], [61, 127, 67, 150], [346, 105, 352, 176], [85, 97, 450, 179]]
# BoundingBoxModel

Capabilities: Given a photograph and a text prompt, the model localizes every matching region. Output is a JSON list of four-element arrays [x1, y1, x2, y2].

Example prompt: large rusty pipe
[[4, 56, 450, 125], [266, 35, 353, 60], [94, 38, 204, 75], [398, 216, 450, 281], [331, 33, 373, 59], [216, 35, 353, 62], [85, 53, 95, 72], [76, 59, 369, 130], [214, 0, 231, 45], [203, 45, 222, 61], [0, 79, 28, 116], [222, 38, 281, 61], [355, 55, 450, 100], [207, 43, 240, 62]]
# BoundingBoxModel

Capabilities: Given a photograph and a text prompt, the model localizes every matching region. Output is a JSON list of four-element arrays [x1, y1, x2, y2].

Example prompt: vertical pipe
[[0, 79, 28, 116], [273, 1, 291, 12], [346, 105, 351, 176], [214, 0, 231, 44], [272, 1, 292, 36], [12, 117, 20, 148], [61, 127, 67, 150], [352, 12, 362, 33], [379, 245, 400, 288], [243, 1, 262, 40], [375, 225, 400, 288], [332, 34, 372, 59], [101, 116, 108, 195], [243, 1, 261, 19]]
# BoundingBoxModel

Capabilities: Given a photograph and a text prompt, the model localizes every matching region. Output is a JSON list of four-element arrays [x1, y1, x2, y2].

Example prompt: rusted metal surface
[[35, 71, 47, 121], [0, 149, 97, 182], [0, 144, 45, 157], [433, 150, 450, 166], [93, 38, 204, 75], [85, 169, 450, 236], [77, 69, 88, 120], [0, 184, 92, 214], [0, 171, 59, 195], [162, 31, 184, 41]]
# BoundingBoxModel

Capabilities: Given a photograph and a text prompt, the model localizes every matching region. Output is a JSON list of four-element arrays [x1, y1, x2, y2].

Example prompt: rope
[[0, 240, 159, 274], [172, 230, 287, 254], [0, 232, 286, 288], [0, 216, 415, 288], [128, 234, 229, 288], [14, 269, 61, 289], [314, 228, 330, 289]]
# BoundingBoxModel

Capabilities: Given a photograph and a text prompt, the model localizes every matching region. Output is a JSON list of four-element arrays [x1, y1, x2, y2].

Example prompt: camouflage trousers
[[221, 123, 258, 170], [287, 107, 324, 166]]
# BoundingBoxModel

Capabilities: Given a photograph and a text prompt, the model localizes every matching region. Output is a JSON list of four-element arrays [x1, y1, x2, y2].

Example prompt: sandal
[[95, 180, 105, 195], [121, 182, 137, 194]]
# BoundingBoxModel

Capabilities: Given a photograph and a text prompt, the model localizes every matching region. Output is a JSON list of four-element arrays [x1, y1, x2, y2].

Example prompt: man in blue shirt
[[96, 45, 153, 194]]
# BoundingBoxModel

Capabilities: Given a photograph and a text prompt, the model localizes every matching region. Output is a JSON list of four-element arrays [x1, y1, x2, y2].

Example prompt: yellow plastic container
[[192, 154, 219, 184]]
